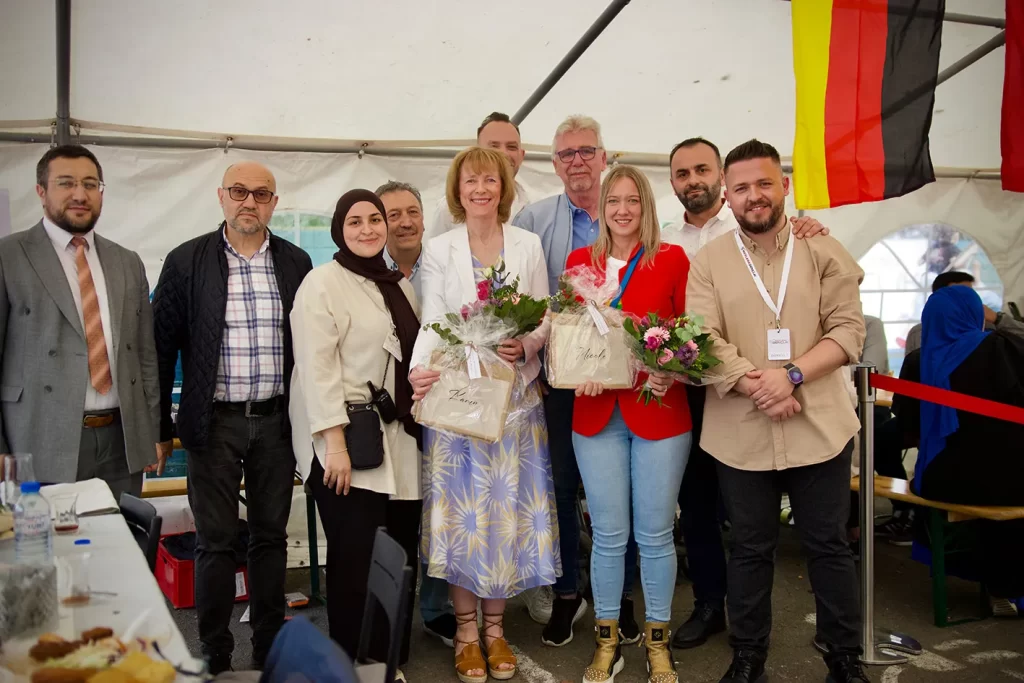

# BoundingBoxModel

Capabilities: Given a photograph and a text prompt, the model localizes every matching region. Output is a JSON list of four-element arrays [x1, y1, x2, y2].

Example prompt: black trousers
[[716, 441, 861, 656], [676, 385, 727, 609], [186, 405, 295, 660], [309, 457, 421, 665]]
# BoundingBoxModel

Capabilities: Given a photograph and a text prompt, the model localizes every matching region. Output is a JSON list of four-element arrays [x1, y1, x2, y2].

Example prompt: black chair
[[355, 527, 413, 683], [119, 492, 163, 573]]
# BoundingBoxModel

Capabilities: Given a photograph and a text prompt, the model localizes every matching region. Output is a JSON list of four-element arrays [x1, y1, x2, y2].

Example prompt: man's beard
[[676, 180, 721, 214], [48, 201, 99, 235], [736, 200, 785, 234], [228, 213, 266, 235]]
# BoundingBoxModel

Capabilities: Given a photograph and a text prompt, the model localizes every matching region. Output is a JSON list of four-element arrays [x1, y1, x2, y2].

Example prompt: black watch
[[784, 363, 804, 386]]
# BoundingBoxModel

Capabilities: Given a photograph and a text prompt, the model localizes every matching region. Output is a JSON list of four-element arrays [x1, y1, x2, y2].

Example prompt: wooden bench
[[852, 475, 1024, 627], [141, 439, 323, 603]]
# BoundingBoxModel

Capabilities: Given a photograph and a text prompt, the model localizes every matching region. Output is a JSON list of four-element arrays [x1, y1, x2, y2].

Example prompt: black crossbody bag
[[344, 353, 399, 471]]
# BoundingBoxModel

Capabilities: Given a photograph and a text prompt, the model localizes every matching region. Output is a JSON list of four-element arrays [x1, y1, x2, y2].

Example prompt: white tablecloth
[[0, 513, 195, 670]]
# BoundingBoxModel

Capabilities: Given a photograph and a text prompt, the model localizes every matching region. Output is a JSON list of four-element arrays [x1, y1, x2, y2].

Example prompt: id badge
[[767, 328, 791, 361], [383, 330, 403, 361]]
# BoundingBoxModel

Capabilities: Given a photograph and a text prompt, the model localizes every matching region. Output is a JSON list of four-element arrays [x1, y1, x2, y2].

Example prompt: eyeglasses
[[53, 179, 105, 193], [555, 146, 599, 163], [223, 186, 275, 203]]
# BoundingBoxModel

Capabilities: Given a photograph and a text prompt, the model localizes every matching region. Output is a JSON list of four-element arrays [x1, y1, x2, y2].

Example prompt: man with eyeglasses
[[152, 161, 312, 674], [0, 144, 160, 501], [426, 111, 532, 241], [512, 114, 644, 648]]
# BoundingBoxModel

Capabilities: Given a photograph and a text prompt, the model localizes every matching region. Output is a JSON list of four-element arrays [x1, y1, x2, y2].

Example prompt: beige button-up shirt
[[289, 262, 421, 499], [686, 225, 866, 471]]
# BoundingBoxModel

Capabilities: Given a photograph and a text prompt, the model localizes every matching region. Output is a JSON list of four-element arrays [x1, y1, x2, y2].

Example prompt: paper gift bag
[[546, 311, 635, 390], [414, 349, 515, 443]]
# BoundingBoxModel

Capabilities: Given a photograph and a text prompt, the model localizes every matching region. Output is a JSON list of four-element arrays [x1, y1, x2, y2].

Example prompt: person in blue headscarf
[[912, 285, 1024, 613]]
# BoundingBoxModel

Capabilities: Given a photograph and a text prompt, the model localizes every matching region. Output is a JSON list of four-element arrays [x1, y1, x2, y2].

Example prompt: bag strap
[[610, 246, 644, 309]]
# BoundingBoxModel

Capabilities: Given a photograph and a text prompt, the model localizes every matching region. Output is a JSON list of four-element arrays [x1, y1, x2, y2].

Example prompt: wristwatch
[[784, 363, 804, 386]]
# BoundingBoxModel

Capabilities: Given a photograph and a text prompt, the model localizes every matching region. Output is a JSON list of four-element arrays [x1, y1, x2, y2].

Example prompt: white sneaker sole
[[541, 599, 589, 647], [583, 655, 624, 683]]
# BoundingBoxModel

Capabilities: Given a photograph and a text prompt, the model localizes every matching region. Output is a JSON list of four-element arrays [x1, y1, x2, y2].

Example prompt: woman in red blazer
[[566, 165, 692, 683]]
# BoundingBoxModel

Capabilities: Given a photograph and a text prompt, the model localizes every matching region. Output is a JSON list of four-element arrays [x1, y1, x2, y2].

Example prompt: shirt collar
[[383, 245, 422, 277], [42, 216, 94, 251], [739, 219, 791, 254], [221, 223, 271, 260], [565, 194, 598, 221], [682, 198, 732, 230]]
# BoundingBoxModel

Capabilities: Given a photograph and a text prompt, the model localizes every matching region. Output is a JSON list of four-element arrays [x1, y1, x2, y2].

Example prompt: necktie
[[71, 236, 113, 395]]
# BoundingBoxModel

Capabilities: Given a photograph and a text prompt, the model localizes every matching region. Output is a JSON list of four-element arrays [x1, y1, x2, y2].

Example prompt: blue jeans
[[573, 406, 691, 623], [546, 388, 639, 597], [419, 568, 452, 622]]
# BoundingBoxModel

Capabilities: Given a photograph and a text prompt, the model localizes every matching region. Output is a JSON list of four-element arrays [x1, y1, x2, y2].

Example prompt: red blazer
[[565, 242, 693, 440]]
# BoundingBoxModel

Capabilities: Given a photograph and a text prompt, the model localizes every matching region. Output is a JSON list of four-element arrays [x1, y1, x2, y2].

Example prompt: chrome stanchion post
[[855, 364, 919, 664]]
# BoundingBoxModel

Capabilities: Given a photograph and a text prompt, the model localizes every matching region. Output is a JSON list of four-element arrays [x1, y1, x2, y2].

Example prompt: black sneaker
[[826, 654, 871, 682], [204, 654, 233, 676], [672, 602, 726, 649], [423, 613, 456, 647], [619, 597, 641, 645], [719, 649, 767, 683], [541, 595, 587, 647], [875, 512, 914, 547]]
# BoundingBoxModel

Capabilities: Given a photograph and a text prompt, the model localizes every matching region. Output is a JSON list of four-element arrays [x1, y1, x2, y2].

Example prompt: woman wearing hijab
[[914, 285, 1024, 613], [289, 189, 423, 667], [410, 147, 556, 683]]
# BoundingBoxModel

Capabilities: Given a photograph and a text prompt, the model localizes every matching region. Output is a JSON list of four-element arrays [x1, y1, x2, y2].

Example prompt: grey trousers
[[75, 411, 142, 502]]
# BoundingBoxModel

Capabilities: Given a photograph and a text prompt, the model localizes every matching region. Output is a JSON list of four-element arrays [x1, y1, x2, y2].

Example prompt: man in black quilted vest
[[152, 161, 312, 674]]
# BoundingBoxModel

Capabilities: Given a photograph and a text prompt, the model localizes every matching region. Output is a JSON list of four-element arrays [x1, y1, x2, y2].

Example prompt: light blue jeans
[[573, 406, 691, 623]]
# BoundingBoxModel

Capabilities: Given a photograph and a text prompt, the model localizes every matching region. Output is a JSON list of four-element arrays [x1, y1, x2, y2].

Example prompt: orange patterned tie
[[71, 236, 113, 395]]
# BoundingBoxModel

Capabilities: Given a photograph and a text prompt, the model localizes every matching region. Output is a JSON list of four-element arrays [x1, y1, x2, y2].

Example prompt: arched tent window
[[858, 223, 1004, 374], [269, 210, 335, 266]]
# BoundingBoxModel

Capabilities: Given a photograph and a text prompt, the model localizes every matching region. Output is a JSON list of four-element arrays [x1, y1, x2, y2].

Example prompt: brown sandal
[[454, 610, 487, 683], [483, 611, 517, 680]]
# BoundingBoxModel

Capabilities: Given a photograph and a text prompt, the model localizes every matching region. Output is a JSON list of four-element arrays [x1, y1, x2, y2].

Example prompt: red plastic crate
[[157, 534, 250, 609]]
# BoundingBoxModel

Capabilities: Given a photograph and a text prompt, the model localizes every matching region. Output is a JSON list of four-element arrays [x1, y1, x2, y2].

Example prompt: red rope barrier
[[869, 373, 1024, 426]]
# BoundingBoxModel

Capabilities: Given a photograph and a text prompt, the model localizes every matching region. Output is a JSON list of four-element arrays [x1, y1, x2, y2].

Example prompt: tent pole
[[55, 0, 72, 146], [935, 31, 1006, 88], [511, 0, 631, 126]]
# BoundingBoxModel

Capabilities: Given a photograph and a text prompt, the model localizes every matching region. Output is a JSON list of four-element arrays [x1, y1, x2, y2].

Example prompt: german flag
[[791, 0, 944, 209]]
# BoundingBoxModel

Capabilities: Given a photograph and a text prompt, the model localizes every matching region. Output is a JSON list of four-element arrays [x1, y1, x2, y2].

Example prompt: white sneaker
[[525, 585, 555, 624]]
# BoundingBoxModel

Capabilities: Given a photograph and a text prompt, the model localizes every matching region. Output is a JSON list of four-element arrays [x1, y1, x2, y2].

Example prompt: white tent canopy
[[0, 0, 1021, 303]]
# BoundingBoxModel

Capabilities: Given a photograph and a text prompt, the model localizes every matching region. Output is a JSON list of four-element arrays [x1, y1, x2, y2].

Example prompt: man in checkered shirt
[[153, 162, 312, 674]]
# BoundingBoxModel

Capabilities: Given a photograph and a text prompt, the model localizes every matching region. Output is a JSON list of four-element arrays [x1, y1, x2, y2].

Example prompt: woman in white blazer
[[410, 147, 558, 683]]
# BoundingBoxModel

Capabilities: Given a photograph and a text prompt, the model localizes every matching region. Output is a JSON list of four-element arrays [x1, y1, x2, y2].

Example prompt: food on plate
[[29, 641, 84, 663], [106, 652, 175, 683], [80, 630, 113, 644], [85, 671, 134, 683], [30, 667, 98, 683], [37, 635, 67, 645]]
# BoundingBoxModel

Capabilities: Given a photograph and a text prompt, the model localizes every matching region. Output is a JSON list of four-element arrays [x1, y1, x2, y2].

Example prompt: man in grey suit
[[0, 145, 160, 501]]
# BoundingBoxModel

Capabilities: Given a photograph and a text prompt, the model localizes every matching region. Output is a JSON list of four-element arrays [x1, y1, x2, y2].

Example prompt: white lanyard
[[734, 229, 794, 329]]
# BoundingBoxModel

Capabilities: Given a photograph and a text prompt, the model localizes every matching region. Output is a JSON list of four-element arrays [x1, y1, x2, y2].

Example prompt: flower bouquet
[[545, 265, 636, 390], [622, 312, 722, 405], [414, 259, 548, 443]]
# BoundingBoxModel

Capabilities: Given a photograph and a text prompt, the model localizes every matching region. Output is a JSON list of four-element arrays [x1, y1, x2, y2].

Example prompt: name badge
[[767, 328, 791, 361], [383, 331, 403, 361]]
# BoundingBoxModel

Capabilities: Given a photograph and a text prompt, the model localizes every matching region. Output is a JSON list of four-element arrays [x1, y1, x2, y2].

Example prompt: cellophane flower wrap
[[546, 265, 636, 390], [622, 312, 723, 405], [413, 259, 547, 443]]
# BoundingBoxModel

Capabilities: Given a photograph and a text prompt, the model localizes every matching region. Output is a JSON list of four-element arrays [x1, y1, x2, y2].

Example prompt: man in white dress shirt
[[662, 137, 830, 651], [426, 112, 531, 241]]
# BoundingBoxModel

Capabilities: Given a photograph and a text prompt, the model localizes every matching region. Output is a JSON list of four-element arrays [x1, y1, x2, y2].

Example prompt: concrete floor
[[168, 525, 1024, 683]]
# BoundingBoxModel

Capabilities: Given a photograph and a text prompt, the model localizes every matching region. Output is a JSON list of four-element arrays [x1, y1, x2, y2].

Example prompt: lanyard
[[734, 229, 794, 329], [610, 247, 644, 309]]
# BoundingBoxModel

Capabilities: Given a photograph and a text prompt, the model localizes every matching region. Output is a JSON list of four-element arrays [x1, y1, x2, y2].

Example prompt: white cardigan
[[410, 224, 550, 384]]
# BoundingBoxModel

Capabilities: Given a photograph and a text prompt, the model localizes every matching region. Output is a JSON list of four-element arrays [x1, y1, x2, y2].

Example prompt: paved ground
[[168, 524, 1024, 683]]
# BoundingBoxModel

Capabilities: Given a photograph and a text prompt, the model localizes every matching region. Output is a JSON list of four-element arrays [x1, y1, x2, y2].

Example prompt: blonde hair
[[591, 165, 661, 267], [551, 114, 605, 156], [446, 147, 516, 224]]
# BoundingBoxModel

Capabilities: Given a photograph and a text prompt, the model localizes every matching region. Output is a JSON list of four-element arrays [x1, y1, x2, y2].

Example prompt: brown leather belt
[[83, 411, 118, 428]]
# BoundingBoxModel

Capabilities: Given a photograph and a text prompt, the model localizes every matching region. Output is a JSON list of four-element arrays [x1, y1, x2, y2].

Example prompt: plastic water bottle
[[13, 481, 53, 565]]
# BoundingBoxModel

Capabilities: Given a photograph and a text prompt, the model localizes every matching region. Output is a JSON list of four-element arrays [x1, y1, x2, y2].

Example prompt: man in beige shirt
[[686, 140, 869, 683]]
